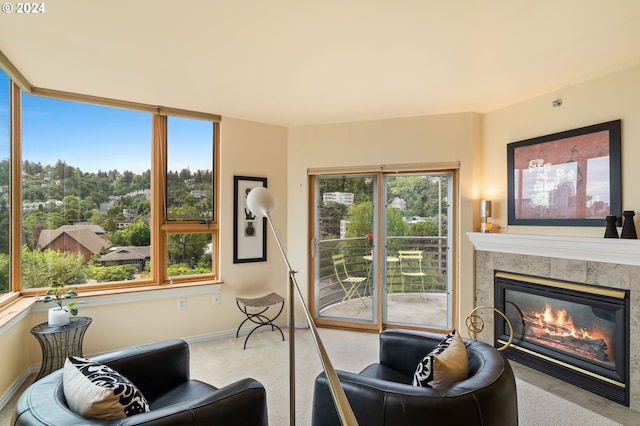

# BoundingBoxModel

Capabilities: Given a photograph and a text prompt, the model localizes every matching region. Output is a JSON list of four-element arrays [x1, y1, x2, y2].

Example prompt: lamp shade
[[247, 187, 277, 217]]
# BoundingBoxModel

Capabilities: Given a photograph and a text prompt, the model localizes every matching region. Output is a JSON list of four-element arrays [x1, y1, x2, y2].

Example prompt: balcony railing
[[317, 236, 448, 311]]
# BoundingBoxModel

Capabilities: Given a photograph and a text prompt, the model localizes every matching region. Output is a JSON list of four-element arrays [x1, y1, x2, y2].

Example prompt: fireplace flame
[[526, 303, 612, 360]]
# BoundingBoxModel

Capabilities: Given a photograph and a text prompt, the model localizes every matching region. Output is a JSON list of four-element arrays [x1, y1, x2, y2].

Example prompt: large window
[[0, 71, 9, 295], [0, 71, 219, 300], [21, 95, 152, 289]]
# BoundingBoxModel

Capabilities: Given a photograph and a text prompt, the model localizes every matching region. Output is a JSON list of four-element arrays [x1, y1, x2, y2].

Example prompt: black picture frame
[[233, 176, 268, 263], [507, 120, 622, 226]]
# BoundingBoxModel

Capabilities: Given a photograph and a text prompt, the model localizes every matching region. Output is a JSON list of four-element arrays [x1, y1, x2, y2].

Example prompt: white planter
[[48, 307, 69, 327]]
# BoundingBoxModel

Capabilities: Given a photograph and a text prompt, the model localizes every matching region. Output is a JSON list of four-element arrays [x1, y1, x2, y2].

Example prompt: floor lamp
[[247, 187, 358, 426]]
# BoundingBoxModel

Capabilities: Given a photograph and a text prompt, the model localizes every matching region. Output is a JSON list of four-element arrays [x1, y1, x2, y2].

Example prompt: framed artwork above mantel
[[507, 120, 622, 226]]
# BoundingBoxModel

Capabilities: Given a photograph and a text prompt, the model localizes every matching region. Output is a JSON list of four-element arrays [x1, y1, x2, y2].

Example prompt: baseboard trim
[[0, 365, 37, 414]]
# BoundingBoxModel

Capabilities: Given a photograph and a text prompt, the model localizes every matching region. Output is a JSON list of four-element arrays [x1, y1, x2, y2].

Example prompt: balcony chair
[[398, 250, 427, 295], [14, 339, 269, 425], [332, 253, 367, 306]]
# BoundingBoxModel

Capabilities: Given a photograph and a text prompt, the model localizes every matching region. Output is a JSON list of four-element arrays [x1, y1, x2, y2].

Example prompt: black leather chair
[[312, 329, 518, 426], [14, 339, 269, 425]]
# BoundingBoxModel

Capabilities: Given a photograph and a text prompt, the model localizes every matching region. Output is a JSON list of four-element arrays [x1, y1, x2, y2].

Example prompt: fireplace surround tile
[[550, 258, 587, 283], [493, 253, 550, 277], [631, 353, 640, 409], [586, 261, 633, 290], [472, 245, 639, 412]]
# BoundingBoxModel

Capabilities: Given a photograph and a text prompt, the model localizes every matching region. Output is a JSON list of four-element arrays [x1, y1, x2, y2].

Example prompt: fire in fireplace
[[494, 272, 630, 406]]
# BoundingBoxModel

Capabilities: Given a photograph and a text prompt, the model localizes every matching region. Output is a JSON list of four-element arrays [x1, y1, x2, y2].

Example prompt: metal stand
[[31, 316, 92, 380], [265, 216, 357, 426], [236, 292, 285, 349]]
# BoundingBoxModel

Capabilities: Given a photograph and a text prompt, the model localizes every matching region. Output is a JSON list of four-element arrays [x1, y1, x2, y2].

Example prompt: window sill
[[0, 280, 223, 332], [0, 297, 36, 331]]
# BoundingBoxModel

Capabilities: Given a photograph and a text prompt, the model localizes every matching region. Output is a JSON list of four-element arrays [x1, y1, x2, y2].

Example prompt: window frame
[[1, 81, 221, 305]]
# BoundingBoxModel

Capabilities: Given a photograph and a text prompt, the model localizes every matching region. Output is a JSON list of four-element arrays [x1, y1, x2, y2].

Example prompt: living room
[[1, 1, 640, 425]]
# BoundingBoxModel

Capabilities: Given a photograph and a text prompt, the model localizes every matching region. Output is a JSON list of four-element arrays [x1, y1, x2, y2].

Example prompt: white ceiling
[[1, 0, 640, 126]]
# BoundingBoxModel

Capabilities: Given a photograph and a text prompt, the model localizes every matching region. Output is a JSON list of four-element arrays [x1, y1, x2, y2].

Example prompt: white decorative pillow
[[63, 356, 150, 419], [412, 330, 469, 389]]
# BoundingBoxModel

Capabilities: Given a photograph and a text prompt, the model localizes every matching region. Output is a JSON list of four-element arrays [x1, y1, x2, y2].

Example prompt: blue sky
[[1, 69, 213, 174], [0, 73, 8, 156]]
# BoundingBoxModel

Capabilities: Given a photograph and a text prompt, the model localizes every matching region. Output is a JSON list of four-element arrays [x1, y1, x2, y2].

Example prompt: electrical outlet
[[213, 294, 221, 305], [178, 298, 186, 310]]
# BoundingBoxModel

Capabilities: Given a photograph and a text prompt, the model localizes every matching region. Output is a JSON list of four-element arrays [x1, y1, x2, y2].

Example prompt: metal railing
[[317, 236, 448, 310]]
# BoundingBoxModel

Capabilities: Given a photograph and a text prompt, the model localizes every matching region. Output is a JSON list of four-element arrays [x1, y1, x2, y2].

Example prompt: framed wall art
[[507, 120, 622, 226], [233, 176, 267, 263]]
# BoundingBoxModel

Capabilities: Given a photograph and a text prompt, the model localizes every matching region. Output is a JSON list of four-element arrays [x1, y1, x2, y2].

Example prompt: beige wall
[[0, 315, 32, 401], [287, 113, 481, 329], [481, 64, 640, 236], [219, 118, 290, 308]]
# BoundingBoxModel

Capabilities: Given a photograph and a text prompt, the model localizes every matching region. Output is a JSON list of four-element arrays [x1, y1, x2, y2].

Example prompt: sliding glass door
[[313, 175, 377, 325], [382, 173, 451, 329], [311, 170, 453, 331]]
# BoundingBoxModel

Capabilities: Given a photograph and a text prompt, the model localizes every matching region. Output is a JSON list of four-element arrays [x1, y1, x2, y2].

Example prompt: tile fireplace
[[495, 272, 629, 405], [467, 232, 640, 412]]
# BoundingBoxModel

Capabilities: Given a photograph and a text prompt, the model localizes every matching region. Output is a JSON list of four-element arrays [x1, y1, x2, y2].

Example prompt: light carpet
[[189, 327, 622, 426]]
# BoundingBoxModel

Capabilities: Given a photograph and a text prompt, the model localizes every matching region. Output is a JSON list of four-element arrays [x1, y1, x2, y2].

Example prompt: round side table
[[30, 316, 92, 381]]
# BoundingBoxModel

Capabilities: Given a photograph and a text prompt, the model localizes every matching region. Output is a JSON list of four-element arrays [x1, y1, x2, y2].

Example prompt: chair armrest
[[92, 339, 190, 401], [313, 370, 485, 426], [312, 370, 443, 426], [121, 378, 268, 426]]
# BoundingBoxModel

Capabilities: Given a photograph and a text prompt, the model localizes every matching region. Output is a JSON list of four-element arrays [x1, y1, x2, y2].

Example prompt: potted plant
[[43, 280, 81, 326]]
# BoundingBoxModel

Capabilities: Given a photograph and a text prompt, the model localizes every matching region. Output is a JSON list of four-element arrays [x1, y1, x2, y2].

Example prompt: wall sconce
[[480, 200, 492, 233]]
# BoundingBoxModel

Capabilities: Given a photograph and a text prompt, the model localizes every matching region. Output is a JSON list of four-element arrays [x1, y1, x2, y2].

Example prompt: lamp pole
[[248, 187, 358, 426]]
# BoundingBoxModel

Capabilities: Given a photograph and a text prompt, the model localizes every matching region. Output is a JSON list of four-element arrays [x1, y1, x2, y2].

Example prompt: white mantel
[[467, 232, 640, 267]]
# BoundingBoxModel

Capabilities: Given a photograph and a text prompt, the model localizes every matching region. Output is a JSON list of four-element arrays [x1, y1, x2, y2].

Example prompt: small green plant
[[42, 280, 80, 316]]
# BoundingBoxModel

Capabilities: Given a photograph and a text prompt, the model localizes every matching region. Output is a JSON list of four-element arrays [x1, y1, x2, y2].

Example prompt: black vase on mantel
[[620, 210, 637, 239], [604, 215, 619, 238]]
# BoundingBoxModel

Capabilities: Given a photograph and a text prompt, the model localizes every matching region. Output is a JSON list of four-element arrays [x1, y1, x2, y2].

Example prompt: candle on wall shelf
[[480, 200, 492, 233]]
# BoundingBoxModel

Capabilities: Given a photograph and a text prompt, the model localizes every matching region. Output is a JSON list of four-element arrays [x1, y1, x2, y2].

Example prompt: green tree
[[0, 200, 9, 255], [0, 253, 8, 293], [386, 206, 410, 237], [87, 264, 136, 282], [410, 220, 440, 236], [319, 202, 348, 239], [345, 202, 373, 238], [88, 210, 107, 228], [110, 221, 150, 246], [109, 229, 128, 246], [167, 233, 210, 265], [127, 221, 150, 246], [23, 211, 48, 250], [319, 176, 374, 204], [167, 263, 211, 277], [21, 246, 86, 289]]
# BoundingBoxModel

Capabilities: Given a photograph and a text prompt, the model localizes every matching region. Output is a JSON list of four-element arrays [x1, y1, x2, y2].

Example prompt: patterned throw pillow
[[412, 330, 469, 389], [63, 356, 150, 419]]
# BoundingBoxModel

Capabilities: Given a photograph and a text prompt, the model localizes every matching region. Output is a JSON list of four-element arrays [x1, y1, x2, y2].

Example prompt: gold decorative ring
[[465, 305, 514, 351]]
